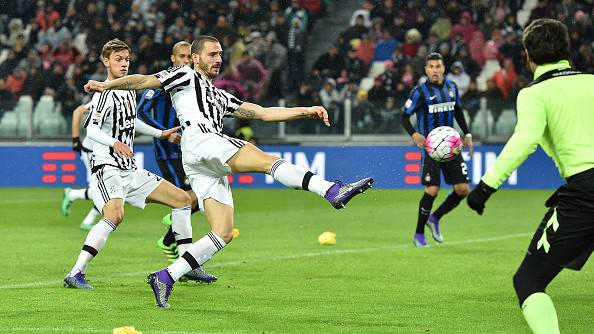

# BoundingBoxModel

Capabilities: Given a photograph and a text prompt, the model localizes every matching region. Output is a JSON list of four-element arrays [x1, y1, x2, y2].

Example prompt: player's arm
[[400, 89, 424, 148], [71, 104, 88, 152], [135, 118, 181, 144], [233, 102, 330, 126], [453, 84, 473, 156], [467, 89, 546, 214], [84, 74, 161, 93]]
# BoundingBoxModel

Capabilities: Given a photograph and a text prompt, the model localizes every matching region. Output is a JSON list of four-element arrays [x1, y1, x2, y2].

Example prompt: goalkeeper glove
[[72, 137, 82, 152], [467, 180, 497, 215]]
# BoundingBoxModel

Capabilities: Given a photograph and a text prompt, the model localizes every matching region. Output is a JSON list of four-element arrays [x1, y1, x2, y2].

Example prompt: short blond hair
[[101, 38, 131, 59]]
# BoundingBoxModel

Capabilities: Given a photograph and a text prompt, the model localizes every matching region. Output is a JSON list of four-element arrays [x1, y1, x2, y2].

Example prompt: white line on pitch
[[0, 233, 530, 290]]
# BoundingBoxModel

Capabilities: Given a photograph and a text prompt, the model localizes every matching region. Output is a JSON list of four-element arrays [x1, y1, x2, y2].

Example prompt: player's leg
[[227, 142, 373, 209], [62, 151, 95, 217], [427, 156, 470, 243], [414, 156, 440, 247], [79, 151, 100, 230], [512, 253, 562, 334], [64, 167, 126, 289], [148, 198, 232, 307]]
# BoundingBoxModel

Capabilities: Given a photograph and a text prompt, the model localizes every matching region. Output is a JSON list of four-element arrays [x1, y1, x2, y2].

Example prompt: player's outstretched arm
[[84, 74, 161, 93], [71, 104, 88, 152], [233, 102, 330, 126]]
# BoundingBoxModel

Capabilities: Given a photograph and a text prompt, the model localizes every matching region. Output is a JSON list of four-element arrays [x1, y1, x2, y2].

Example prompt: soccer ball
[[425, 126, 462, 162]]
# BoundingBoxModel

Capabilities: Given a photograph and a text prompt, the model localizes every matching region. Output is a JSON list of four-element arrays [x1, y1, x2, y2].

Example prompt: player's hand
[[113, 141, 133, 158], [412, 132, 425, 149], [306, 106, 330, 127], [467, 181, 497, 215], [161, 126, 182, 144], [84, 80, 107, 93], [72, 137, 82, 152], [462, 135, 474, 158]]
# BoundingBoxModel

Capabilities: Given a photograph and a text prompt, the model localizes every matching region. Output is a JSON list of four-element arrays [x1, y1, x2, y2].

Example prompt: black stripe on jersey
[[416, 86, 429, 136], [164, 78, 190, 93], [162, 72, 185, 88], [194, 75, 210, 120], [229, 97, 242, 106], [205, 85, 217, 130], [109, 94, 124, 168], [96, 91, 109, 114], [197, 123, 208, 133]]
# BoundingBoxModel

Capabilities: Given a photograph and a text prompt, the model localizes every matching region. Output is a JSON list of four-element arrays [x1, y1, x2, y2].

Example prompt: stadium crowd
[[0, 0, 329, 128], [299, 0, 594, 134], [1, 0, 594, 137]]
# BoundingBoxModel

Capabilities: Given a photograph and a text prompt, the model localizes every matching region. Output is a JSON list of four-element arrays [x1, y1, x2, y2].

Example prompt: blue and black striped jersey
[[136, 88, 181, 160], [403, 79, 465, 136]]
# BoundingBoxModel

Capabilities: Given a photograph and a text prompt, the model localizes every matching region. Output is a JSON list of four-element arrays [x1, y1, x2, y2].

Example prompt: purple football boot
[[63, 271, 93, 290], [426, 214, 443, 243], [413, 233, 429, 248], [147, 269, 174, 308], [324, 177, 374, 209]]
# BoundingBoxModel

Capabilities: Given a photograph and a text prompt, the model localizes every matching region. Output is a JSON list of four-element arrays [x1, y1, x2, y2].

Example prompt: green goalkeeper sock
[[521, 293, 560, 334]]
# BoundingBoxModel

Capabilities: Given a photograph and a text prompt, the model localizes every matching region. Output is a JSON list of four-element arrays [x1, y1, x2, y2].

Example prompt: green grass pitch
[[0, 188, 592, 334]]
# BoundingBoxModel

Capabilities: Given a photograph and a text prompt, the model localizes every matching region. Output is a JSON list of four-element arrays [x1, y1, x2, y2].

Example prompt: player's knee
[[172, 189, 192, 208], [454, 185, 469, 197], [104, 209, 124, 225], [425, 187, 439, 197], [513, 270, 536, 306], [214, 227, 234, 243]]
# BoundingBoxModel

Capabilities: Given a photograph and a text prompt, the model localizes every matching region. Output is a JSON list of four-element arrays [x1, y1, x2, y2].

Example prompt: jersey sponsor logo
[[428, 101, 455, 113], [145, 90, 155, 99], [118, 116, 135, 131]]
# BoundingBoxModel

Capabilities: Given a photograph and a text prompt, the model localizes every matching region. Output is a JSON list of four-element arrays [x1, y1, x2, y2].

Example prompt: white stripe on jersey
[[87, 89, 137, 171], [154, 65, 243, 134]]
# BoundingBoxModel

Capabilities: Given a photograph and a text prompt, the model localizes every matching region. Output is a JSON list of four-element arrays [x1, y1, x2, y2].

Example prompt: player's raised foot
[[324, 177, 374, 209], [413, 233, 429, 248], [157, 237, 179, 263], [180, 267, 218, 284], [63, 271, 93, 290], [62, 188, 73, 216], [147, 269, 174, 308], [426, 214, 443, 243], [161, 213, 172, 226]]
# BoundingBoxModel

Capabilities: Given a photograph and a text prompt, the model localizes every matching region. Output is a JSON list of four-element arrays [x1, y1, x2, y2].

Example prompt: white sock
[[270, 159, 333, 197], [69, 218, 117, 276], [171, 206, 192, 254], [166, 231, 226, 281], [68, 188, 88, 201], [81, 207, 100, 226]]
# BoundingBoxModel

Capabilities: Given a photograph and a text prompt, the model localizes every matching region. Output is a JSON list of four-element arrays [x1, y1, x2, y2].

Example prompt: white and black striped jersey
[[154, 65, 243, 134], [87, 88, 138, 171], [81, 101, 96, 152]]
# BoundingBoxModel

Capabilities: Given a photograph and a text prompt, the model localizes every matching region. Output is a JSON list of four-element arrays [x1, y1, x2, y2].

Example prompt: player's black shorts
[[526, 168, 594, 271], [421, 154, 469, 186], [157, 158, 191, 191]]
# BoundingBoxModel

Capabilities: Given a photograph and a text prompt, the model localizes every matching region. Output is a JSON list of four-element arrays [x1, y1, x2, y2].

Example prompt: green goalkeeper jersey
[[482, 60, 594, 188]]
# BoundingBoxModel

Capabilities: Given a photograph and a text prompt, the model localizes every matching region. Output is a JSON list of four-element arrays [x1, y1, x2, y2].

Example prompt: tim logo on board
[[264, 151, 326, 184]]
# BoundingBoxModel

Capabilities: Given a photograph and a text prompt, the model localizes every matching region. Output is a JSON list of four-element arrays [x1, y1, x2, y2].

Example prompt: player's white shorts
[[90, 165, 164, 213], [181, 128, 247, 210]]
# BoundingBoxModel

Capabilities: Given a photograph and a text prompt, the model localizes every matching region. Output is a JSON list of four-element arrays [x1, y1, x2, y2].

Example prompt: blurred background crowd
[[0, 0, 593, 140]]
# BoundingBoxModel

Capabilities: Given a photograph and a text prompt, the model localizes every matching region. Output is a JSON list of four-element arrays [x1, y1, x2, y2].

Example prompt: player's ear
[[102, 57, 110, 68], [170, 54, 176, 63]]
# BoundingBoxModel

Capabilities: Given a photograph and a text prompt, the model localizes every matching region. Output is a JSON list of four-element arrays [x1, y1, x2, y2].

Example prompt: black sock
[[416, 192, 436, 234], [163, 226, 176, 247], [433, 192, 465, 220]]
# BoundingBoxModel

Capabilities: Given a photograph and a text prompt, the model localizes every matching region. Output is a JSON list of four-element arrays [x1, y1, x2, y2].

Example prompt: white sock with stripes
[[69, 218, 117, 276], [166, 231, 226, 281], [270, 159, 334, 197], [171, 206, 192, 254], [68, 188, 88, 201]]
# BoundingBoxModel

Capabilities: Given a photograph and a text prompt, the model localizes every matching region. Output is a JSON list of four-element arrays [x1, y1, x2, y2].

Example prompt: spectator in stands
[[462, 80, 481, 125], [352, 89, 376, 133], [18, 49, 41, 70], [423, 0, 441, 24], [430, 11, 452, 41], [286, 18, 306, 93], [492, 58, 517, 102], [344, 46, 367, 83], [373, 28, 398, 62], [452, 11, 476, 45], [367, 77, 389, 108], [211, 15, 234, 42], [44, 63, 65, 91], [0, 79, 16, 115], [274, 15, 289, 47], [246, 31, 267, 63], [387, 15, 407, 43], [5, 67, 27, 97], [482, 79, 505, 134], [446, 61, 470, 96], [313, 46, 345, 79], [350, 0, 373, 28], [285, 0, 308, 32], [356, 33, 375, 66], [375, 0, 397, 24], [53, 39, 82, 69], [57, 77, 82, 125], [319, 78, 341, 111], [236, 51, 267, 101], [263, 32, 288, 100], [402, 28, 422, 58], [22, 67, 44, 101], [340, 15, 369, 53]]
